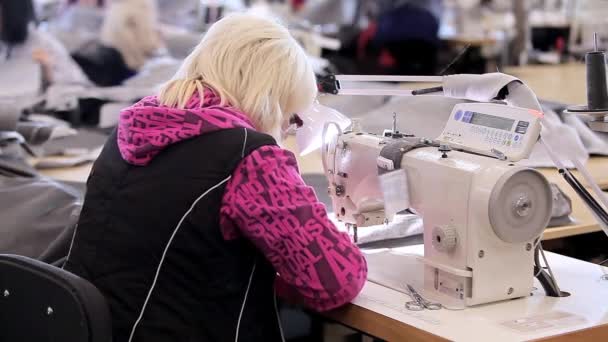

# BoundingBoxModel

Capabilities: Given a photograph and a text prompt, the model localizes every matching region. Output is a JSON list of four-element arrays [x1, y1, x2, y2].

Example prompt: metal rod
[[412, 86, 444, 95], [392, 113, 397, 133], [539, 244, 562, 295], [595, 32, 599, 52], [335, 88, 415, 96], [567, 149, 608, 212], [335, 75, 444, 83]]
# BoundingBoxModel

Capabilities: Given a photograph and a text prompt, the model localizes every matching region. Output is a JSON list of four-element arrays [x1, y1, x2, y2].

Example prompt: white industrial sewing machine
[[313, 73, 608, 308], [323, 100, 552, 307]]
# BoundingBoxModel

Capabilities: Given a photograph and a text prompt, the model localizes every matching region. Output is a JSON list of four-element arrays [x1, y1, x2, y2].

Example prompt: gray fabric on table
[[354, 213, 423, 245], [359, 234, 424, 249], [548, 183, 574, 227], [162, 29, 203, 59], [356, 95, 466, 138], [317, 94, 392, 118], [122, 57, 181, 88], [540, 100, 608, 156], [0, 59, 42, 109], [0, 155, 37, 178], [36, 128, 109, 157], [0, 175, 82, 258], [157, 0, 198, 27], [99, 102, 132, 128], [563, 113, 608, 156], [0, 101, 21, 131], [44, 84, 152, 111], [297, 0, 360, 26], [520, 107, 589, 168]]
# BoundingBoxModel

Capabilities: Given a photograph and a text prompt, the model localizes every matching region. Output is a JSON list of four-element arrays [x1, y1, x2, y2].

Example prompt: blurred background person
[[67, 0, 105, 5], [364, 0, 444, 75], [72, 0, 165, 87], [156, 0, 198, 28], [300, 0, 443, 75], [0, 0, 91, 88], [45, 0, 106, 54]]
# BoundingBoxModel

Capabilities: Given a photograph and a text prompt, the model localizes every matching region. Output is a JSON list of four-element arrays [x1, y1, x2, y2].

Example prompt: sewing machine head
[[322, 101, 553, 307], [324, 102, 549, 225]]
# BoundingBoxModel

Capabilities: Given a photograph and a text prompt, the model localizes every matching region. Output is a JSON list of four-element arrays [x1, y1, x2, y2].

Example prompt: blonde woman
[[64, 13, 367, 342], [74, 0, 164, 86], [100, 0, 163, 70]]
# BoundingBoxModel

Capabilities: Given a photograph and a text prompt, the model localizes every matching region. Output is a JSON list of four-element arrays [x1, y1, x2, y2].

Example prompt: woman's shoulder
[[239, 143, 300, 175]]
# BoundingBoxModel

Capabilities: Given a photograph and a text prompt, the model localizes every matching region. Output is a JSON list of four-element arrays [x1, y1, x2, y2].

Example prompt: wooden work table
[[505, 63, 586, 105], [539, 158, 608, 240], [323, 245, 608, 342]]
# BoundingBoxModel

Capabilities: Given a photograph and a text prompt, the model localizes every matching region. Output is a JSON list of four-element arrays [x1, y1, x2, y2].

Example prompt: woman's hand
[[32, 48, 52, 67], [32, 48, 54, 85]]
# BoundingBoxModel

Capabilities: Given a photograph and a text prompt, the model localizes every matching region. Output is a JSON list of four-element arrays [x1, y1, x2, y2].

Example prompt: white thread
[[539, 243, 561, 294], [274, 288, 286, 342], [241, 128, 248, 158], [128, 175, 232, 342], [62, 224, 79, 269], [235, 260, 257, 342]]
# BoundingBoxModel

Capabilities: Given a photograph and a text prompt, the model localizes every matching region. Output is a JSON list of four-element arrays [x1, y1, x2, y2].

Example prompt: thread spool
[[564, 33, 608, 132], [586, 51, 608, 110]]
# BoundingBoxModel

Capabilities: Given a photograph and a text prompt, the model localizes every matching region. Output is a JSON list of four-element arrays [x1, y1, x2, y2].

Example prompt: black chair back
[[0, 254, 112, 342]]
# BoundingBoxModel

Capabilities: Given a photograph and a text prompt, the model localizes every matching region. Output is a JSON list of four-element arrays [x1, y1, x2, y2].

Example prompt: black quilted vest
[[65, 128, 282, 342]]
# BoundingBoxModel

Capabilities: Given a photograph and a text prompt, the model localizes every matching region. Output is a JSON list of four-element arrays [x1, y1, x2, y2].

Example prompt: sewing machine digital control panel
[[438, 103, 542, 161]]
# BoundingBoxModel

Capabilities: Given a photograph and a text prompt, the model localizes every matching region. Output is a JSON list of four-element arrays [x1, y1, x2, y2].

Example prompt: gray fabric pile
[[0, 174, 82, 258]]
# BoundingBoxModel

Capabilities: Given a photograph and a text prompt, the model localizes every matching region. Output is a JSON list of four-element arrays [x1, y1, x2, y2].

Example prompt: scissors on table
[[405, 284, 442, 311]]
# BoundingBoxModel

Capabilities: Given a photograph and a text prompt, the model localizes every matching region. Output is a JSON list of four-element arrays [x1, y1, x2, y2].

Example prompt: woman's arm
[[221, 145, 367, 312], [33, 30, 91, 86]]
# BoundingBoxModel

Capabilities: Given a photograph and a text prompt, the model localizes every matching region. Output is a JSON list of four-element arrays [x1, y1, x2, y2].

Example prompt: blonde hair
[[100, 0, 162, 70], [158, 13, 317, 140]]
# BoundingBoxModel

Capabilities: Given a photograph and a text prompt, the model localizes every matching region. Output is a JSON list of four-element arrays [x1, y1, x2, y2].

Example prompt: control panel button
[[514, 135, 520, 141], [455, 111, 463, 121], [515, 121, 529, 134]]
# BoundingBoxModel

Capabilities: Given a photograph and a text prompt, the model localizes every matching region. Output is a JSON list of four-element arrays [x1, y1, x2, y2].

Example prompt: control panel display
[[469, 112, 514, 131], [439, 103, 543, 162]]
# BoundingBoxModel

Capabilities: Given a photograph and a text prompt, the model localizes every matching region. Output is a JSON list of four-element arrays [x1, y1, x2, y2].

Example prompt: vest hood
[[117, 90, 254, 166]]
